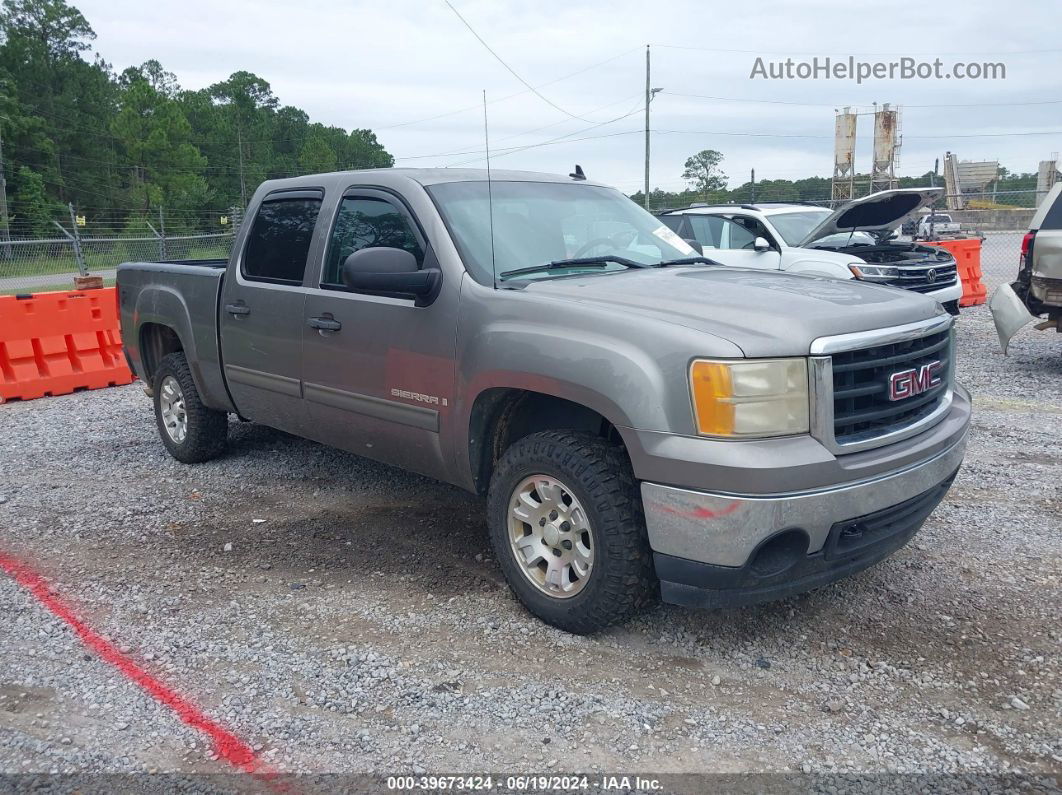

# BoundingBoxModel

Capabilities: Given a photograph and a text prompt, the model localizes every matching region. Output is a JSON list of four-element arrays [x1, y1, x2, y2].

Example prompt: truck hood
[[798, 187, 944, 246], [524, 266, 944, 358]]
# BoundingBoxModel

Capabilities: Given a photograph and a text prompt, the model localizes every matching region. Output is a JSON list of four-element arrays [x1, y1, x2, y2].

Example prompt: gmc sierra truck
[[117, 168, 971, 634]]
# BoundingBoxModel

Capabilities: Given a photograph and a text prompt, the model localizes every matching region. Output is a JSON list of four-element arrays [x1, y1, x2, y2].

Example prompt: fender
[[130, 281, 235, 412]]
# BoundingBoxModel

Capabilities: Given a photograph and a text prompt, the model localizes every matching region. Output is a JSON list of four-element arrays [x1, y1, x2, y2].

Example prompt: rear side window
[[1042, 193, 1062, 230], [658, 216, 684, 233], [322, 197, 423, 286], [242, 196, 322, 284]]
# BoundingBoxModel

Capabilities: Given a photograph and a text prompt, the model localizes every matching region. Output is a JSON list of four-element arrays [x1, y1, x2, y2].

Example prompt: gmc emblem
[[888, 361, 943, 401]]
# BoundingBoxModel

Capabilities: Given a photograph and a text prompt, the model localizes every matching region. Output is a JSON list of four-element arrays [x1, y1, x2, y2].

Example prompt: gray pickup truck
[[117, 168, 971, 633]]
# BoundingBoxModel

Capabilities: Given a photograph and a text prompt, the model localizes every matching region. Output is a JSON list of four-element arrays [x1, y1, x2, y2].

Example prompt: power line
[[376, 47, 641, 131], [441, 0, 596, 123], [440, 101, 646, 168], [654, 43, 1062, 56], [392, 95, 643, 164], [664, 91, 1062, 109]]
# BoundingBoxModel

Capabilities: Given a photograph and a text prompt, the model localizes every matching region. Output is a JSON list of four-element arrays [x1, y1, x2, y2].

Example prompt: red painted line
[[0, 551, 285, 786]]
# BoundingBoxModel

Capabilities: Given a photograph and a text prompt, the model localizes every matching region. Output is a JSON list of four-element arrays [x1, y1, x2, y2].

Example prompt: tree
[[344, 129, 394, 170], [681, 149, 727, 202], [0, 2, 396, 225], [112, 76, 208, 212], [298, 125, 337, 174], [12, 165, 60, 235], [0, 0, 94, 63]]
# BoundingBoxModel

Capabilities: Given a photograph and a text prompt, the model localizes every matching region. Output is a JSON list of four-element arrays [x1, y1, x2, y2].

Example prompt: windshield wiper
[[498, 256, 652, 281], [659, 256, 721, 266]]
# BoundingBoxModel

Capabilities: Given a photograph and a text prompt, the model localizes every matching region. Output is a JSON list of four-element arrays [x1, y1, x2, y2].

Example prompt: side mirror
[[753, 236, 772, 252], [682, 238, 703, 255], [341, 247, 439, 302]]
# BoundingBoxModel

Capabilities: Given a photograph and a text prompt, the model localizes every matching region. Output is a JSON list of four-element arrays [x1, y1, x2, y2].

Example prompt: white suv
[[657, 187, 963, 314]]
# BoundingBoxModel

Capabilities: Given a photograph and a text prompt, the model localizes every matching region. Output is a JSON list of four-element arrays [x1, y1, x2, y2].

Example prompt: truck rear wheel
[[486, 430, 655, 634], [153, 352, 228, 464]]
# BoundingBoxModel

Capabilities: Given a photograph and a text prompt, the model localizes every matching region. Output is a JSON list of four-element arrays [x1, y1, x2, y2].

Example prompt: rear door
[[299, 188, 456, 481], [218, 189, 324, 434]]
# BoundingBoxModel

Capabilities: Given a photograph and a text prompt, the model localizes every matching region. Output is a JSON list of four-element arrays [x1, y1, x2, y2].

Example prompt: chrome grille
[[831, 329, 951, 444], [810, 317, 955, 454], [883, 263, 958, 293]]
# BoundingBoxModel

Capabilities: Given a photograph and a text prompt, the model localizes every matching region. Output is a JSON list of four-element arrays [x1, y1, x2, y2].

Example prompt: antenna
[[483, 89, 498, 289]]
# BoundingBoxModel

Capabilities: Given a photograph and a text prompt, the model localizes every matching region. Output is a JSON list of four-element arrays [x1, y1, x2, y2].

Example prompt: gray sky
[[78, 0, 1062, 194]]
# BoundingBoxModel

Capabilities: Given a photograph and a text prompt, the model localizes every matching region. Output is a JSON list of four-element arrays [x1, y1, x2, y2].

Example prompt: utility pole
[[644, 45, 651, 210], [643, 46, 663, 211], [0, 122, 11, 259], [750, 168, 756, 203], [237, 123, 247, 209]]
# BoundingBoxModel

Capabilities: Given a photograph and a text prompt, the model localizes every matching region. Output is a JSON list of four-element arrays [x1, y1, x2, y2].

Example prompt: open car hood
[[798, 187, 944, 246]]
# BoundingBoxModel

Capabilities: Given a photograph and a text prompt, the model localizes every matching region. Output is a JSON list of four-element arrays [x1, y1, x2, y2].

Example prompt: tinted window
[[686, 215, 762, 249], [687, 215, 725, 248], [323, 197, 424, 285], [729, 216, 770, 247], [243, 197, 321, 284], [658, 215, 684, 233], [1042, 190, 1062, 230]]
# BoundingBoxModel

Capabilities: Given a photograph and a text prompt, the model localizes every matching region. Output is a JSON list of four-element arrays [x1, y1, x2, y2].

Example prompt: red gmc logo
[[888, 361, 943, 401]]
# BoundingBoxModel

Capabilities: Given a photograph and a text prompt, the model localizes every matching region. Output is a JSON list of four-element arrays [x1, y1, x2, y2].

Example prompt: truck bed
[[116, 259, 231, 411]]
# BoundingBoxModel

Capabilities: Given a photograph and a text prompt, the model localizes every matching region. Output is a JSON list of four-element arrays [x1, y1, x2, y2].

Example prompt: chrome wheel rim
[[507, 475, 594, 599], [159, 376, 188, 444]]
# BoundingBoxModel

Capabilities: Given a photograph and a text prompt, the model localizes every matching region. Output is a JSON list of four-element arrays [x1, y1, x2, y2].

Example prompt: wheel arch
[[138, 322, 184, 389], [466, 387, 630, 495]]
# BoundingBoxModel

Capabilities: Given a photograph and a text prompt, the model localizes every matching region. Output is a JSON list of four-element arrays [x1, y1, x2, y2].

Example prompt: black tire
[[486, 430, 655, 634], [153, 352, 228, 464]]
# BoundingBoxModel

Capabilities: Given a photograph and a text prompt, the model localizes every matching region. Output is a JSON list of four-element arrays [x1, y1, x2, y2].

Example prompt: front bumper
[[641, 424, 967, 609], [923, 279, 963, 306], [654, 468, 957, 608]]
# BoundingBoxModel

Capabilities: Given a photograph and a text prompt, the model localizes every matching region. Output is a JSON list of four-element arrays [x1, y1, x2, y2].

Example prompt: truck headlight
[[848, 263, 899, 282], [689, 358, 809, 438]]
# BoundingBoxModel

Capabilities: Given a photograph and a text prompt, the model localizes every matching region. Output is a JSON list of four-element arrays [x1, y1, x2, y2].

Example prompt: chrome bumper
[[641, 430, 967, 568]]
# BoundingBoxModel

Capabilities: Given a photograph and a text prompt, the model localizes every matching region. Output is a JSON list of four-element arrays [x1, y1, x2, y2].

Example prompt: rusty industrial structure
[[831, 103, 902, 204]]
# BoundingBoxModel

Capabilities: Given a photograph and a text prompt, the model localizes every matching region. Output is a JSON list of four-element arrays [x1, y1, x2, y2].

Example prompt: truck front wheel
[[153, 352, 228, 464], [486, 430, 655, 633]]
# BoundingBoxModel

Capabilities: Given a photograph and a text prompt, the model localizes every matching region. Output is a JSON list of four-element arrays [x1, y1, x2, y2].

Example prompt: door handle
[[308, 316, 342, 332], [225, 303, 251, 316]]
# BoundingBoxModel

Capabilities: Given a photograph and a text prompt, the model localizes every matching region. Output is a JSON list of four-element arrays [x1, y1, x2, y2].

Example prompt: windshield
[[765, 210, 832, 245], [426, 181, 696, 283], [767, 209, 874, 248]]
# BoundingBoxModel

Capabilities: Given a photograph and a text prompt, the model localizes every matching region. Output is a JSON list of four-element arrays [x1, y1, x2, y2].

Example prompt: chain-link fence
[[0, 218, 238, 295]]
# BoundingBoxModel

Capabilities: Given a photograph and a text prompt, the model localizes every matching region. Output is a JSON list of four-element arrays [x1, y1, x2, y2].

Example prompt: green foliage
[[681, 149, 727, 201], [0, 0, 395, 232], [12, 165, 60, 235]]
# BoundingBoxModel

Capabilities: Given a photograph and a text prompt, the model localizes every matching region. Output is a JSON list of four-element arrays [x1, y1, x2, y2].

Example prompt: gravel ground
[[0, 304, 1059, 788]]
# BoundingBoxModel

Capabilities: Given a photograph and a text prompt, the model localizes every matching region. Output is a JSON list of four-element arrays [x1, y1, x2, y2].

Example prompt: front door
[[687, 214, 782, 271], [300, 189, 456, 481], [218, 190, 323, 434]]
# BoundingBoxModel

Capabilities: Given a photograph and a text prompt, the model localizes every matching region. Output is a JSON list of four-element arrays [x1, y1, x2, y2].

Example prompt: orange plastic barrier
[[923, 238, 986, 307], [0, 288, 134, 403]]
